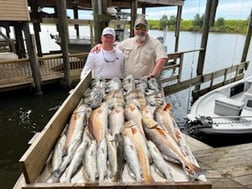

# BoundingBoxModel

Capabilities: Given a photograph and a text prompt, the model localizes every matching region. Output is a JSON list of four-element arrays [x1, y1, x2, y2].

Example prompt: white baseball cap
[[102, 27, 115, 38]]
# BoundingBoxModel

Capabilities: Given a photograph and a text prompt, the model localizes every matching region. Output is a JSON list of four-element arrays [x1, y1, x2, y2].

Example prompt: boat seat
[[214, 97, 244, 117]]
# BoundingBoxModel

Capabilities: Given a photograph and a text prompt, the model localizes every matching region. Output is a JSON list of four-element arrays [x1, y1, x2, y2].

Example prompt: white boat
[[185, 76, 252, 144]]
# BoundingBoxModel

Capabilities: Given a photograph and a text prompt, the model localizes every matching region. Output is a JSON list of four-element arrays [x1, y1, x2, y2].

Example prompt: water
[[0, 84, 69, 188], [1, 30, 252, 188]]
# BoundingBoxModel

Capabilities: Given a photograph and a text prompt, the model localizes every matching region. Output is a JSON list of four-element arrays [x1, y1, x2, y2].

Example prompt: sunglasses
[[135, 25, 147, 31]]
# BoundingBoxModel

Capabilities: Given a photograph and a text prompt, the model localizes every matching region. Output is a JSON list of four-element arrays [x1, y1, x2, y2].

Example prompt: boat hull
[[188, 126, 252, 147], [185, 76, 252, 146]]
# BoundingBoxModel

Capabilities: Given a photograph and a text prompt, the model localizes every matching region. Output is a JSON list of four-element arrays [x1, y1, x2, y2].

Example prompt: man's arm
[[80, 53, 95, 79], [149, 57, 168, 77]]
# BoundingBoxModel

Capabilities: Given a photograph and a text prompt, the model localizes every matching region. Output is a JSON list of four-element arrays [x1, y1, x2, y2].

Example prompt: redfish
[[122, 120, 153, 183], [154, 103, 179, 143], [142, 116, 206, 181], [88, 102, 108, 144]]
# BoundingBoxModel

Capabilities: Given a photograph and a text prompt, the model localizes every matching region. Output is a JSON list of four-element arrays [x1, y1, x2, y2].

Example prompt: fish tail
[[184, 163, 207, 181], [143, 173, 154, 183], [47, 171, 60, 183]]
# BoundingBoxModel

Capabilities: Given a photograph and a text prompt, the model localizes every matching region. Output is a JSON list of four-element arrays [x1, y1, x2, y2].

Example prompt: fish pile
[[44, 75, 206, 184]]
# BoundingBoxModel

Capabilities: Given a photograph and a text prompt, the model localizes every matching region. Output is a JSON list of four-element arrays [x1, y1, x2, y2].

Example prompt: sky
[[145, 0, 252, 20], [44, 0, 252, 20]]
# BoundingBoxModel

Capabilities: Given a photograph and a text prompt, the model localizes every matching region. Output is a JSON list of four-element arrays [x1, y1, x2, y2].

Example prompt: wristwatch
[[149, 73, 155, 78]]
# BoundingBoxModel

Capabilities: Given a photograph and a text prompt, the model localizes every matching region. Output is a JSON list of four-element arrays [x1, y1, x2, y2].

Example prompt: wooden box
[[13, 72, 211, 189]]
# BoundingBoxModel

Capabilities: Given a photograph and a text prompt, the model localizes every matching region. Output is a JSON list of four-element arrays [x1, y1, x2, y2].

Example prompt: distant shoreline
[[148, 19, 249, 34]]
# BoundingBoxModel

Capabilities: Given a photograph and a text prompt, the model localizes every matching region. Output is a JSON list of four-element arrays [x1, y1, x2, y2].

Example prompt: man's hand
[[90, 44, 102, 53]]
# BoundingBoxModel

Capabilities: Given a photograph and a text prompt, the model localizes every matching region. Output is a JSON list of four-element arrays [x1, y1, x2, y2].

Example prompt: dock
[[188, 136, 252, 189], [0, 52, 88, 92]]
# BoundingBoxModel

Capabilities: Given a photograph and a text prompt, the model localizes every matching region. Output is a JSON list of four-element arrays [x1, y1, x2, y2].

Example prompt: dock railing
[[0, 52, 88, 91], [0, 50, 249, 95], [160, 49, 249, 102]]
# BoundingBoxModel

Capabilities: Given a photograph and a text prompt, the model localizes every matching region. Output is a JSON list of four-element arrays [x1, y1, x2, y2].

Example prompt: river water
[[1, 30, 252, 188]]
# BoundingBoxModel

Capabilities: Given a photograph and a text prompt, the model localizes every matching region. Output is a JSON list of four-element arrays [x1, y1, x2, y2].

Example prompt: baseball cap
[[102, 27, 115, 38], [134, 16, 148, 28]]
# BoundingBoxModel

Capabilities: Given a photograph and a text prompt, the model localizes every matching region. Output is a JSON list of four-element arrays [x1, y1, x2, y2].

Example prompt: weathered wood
[[138, 0, 184, 6], [163, 76, 202, 96], [162, 61, 248, 100], [17, 182, 211, 189], [56, 0, 71, 86], [0, 0, 30, 21], [19, 71, 92, 184], [241, 9, 252, 63], [23, 25, 42, 94], [197, 0, 216, 77], [193, 142, 252, 189]]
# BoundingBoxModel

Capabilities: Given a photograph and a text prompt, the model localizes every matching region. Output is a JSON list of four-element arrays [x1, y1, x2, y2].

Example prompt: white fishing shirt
[[80, 48, 125, 79]]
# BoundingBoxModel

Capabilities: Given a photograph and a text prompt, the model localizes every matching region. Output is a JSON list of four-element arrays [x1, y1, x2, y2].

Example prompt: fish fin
[[131, 127, 138, 134], [163, 103, 172, 111]]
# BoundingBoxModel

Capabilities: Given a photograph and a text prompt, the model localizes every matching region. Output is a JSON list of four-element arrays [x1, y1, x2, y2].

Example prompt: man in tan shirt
[[117, 16, 168, 78], [91, 16, 168, 79]]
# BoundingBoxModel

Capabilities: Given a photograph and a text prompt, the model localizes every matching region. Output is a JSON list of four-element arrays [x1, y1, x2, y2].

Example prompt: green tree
[[192, 13, 204, 28], [160, 15, 168, 30], [168, 15, 176, 29], [215, 17, 225, 27]]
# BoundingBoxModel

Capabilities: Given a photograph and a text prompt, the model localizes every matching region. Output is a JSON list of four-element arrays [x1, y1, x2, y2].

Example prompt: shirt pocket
[[142, 49, 154, 65]]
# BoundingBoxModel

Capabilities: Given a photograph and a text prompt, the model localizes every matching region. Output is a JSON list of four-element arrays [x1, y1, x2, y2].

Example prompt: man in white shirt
[[90, 16, 168, 79], [80, 27, 125, 79]]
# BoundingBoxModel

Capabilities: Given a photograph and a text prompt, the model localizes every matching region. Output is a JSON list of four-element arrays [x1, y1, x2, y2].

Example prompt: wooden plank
[[0, 0, 30, 21], [138, 0, 184, 6], [192, 142, 252, 188], [162, 76, 202, 96], [19, 71, 92, 184], [185, 134, 212, 152], [13, 174, 26, 189], [20, 182, 211, 189], [207, 178, 245, 188]]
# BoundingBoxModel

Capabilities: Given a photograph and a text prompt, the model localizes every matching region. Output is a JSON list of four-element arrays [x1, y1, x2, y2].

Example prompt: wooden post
[[175, 5, 182, 52], [14, 23, 26, 58], [73, 6, 80, 38], [23, 23, 43, 95], [131, 0, 138, 37], [92, 0, 102, 44], [30, 0, 43, 57], [195, 0, 218, 91], [56, 0, 71, 86], [241, 9, 252, 64]]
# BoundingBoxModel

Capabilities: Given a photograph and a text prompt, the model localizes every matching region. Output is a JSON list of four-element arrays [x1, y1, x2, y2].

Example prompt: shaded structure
[[0, 0, 185, 88], [0, 0, 251, 101], [0, 0, 42, 94]]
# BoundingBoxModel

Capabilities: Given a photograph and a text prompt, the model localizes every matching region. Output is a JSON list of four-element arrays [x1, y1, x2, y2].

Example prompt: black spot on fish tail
[[184, 164, 207, 182]]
